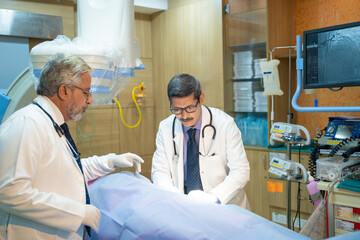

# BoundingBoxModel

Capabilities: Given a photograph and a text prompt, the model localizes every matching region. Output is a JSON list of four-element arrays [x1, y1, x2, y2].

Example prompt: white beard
[[67, 100, 86, 121]]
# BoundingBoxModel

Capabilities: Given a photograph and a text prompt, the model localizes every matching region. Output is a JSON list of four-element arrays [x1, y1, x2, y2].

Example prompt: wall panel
[[135, 13, 152, 59], [152, 0, 224, 127]]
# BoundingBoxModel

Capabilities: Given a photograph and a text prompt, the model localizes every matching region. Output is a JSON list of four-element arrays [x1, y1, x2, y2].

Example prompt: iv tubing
[[292, 35, 360, 112], [112, 86, 142, 128], [268, 46, 296, 129]]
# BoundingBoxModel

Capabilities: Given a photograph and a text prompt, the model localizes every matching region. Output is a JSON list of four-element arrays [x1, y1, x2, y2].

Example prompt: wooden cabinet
[[223, 1, 267, 148], [244, 148, 270, 219], [223, 0, 296, 147], [223, 0, 266, 113]]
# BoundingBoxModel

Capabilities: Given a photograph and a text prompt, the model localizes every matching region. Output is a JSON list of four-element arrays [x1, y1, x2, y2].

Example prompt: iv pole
[[269, 45, 296, 229]]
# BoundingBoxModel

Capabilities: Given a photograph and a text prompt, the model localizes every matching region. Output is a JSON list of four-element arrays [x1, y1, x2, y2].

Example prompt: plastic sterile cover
[[87, 172, 310, 240], [29, 35, 132, 106]]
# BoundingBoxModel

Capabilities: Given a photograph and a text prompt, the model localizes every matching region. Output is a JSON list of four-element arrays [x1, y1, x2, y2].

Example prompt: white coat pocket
[[199, 155, 227, 190]]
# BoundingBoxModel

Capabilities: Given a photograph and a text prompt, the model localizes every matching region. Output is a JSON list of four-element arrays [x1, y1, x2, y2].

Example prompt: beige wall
[[152, 0, 224, 125], [1, 0, 224, 180]]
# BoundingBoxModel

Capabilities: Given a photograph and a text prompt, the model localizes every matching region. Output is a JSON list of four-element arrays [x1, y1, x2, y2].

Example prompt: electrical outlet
[[272, 212, 287, 225]]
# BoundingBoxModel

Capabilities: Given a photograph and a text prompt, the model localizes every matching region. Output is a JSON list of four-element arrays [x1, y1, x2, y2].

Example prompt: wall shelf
[[231, 78, 263, 82], [229, 42, 266, 51]]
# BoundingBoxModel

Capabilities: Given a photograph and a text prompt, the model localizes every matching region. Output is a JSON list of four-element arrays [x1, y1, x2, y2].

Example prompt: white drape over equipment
[[29, 0, 144, 106]]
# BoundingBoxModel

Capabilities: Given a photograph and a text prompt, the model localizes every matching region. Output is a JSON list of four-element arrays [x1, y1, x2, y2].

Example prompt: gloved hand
[[82, 205, 101, 232], [187, 190, 221, 204], [107, 153, 144, 173]]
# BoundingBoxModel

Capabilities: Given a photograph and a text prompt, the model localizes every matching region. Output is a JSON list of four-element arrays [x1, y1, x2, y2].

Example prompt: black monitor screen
[[303, 21, 360, 89]]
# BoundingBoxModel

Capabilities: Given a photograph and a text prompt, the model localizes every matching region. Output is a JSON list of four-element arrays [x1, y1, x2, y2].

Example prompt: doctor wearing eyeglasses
[[151, 74, 250, 208], [0, 53, 144, 240]]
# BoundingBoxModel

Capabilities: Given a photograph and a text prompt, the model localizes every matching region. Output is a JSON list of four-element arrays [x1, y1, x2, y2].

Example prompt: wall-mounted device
[[270, 122, 311, 146], [317, 116, 360, 150], [269, 156, 307, 183]]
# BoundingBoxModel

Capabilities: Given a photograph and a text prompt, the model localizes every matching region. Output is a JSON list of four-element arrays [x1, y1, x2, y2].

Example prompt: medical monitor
[[303, 21, 360, 89]]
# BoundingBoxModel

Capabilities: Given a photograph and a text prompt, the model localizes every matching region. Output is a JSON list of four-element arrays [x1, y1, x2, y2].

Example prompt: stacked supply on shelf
[[233, 50, 265, 79], [233, 81, 265, 112], [254, 58, 266, 78], [254, 91, 268, 112], [233, 81, 254, 112], [233, 51, 253, 79], [234, 114, 268, 147]]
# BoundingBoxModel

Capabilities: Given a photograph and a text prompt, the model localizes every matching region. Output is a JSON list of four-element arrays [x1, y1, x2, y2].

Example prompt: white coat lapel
[[172, 117, 184, 190]]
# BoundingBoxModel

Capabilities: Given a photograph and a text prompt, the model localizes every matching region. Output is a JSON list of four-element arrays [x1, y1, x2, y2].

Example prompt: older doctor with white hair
[[0, 53, 144, 240]]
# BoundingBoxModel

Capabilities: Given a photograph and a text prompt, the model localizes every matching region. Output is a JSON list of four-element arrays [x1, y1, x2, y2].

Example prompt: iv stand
[[269, 46, 296, 229]]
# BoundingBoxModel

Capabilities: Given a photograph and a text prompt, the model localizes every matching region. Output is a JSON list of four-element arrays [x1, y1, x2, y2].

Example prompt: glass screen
[[334, 124, 354, 139], [304, 22, 360, 89]]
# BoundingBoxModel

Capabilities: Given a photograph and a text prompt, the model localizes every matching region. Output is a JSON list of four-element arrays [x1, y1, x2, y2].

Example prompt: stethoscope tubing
[[33, 101, 79, 159]]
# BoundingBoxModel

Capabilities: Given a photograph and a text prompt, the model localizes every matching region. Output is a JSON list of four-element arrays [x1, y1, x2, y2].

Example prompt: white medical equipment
[[316, 156, 360, 181], [270, 122, 311, 146], [269, 122, 310, 229], [29, 0, 143, 106], [269, 156, 307, 183]]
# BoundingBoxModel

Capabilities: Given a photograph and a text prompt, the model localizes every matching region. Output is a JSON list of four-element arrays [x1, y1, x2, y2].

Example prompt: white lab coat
[[152, 106, 250, 208], [0, 96, 115, 240]]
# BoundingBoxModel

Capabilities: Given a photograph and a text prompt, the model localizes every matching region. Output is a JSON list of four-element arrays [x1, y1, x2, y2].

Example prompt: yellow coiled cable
[[112, 85, 142, 128]]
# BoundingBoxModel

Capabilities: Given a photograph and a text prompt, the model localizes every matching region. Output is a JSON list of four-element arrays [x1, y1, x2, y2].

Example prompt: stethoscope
[[172, 105, 216, 157], [33, 101, 80, 159]]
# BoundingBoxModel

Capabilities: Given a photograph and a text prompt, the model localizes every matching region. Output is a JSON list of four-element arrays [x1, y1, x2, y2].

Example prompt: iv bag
[[259, 59, 283, 96]]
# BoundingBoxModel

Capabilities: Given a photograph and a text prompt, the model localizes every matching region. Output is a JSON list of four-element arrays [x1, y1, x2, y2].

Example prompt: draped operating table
[[87, 172, 316, 240]]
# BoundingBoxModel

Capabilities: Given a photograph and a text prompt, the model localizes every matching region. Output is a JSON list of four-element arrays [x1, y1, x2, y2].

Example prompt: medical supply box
[[316, 156, 360, 181]]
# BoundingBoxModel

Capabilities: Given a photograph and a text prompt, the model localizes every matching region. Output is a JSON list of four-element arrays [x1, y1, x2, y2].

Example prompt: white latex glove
[[82, 205, 101, 232], [187, 190, 220, 204], [107, 153, 144, 173]]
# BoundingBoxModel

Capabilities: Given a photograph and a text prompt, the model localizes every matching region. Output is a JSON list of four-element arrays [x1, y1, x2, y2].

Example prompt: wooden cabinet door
[[244, 148, 271, 220]]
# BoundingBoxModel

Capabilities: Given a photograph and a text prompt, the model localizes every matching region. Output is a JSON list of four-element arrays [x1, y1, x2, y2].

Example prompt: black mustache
[[181, 118, 193, 122]]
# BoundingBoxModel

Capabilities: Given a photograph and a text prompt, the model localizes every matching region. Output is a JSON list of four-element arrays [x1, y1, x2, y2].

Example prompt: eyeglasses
[[72, 86, 93, 100], [170, 100, 199, 115]]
